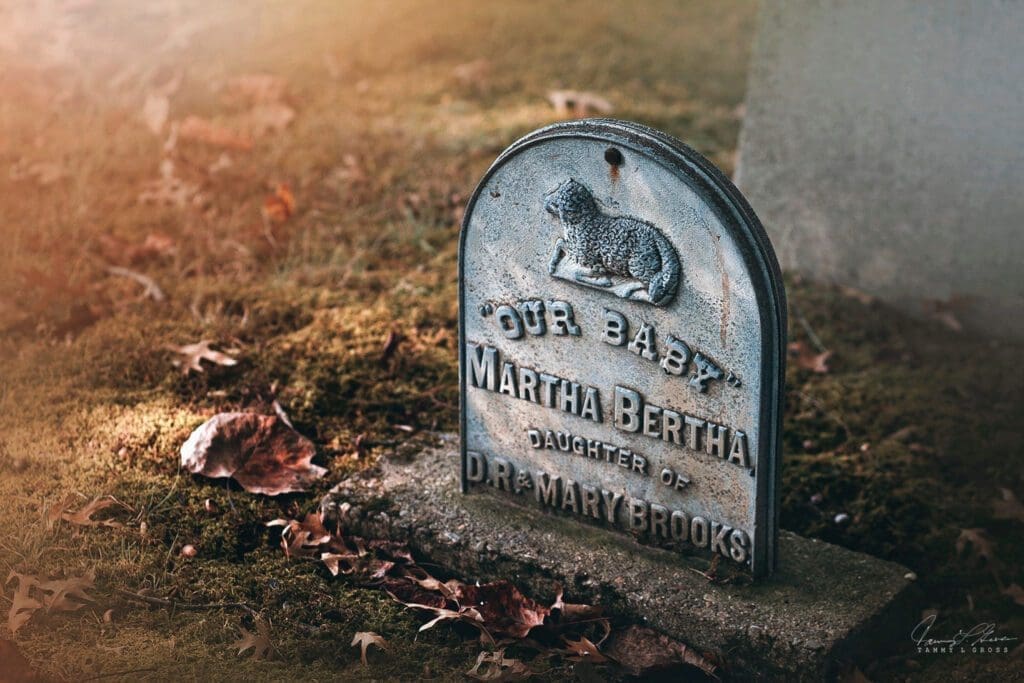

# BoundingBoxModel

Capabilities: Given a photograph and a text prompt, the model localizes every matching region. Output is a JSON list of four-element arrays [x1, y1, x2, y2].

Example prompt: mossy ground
[[0, 1, 1020, 680]]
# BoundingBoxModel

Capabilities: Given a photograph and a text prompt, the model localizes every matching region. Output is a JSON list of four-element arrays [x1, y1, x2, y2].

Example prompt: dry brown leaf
[[993, 488, 1024, 523], [395, 597, 493, 643], [6, 570, 95, 633], [955, 528, 995, 564], [179, 115, 254, 150], [351, 631, 387, 665], [59, 495, 126, 528], [166, 340, 238, 375], [551, 588, 603, 623], [180, 413, 326, 495], [605, 625, 716, 677], [262, 183, 296, 223], [232, 618, 273, 660], [547, 90, 613, 118], [266, 514, 332, 558], [6, 572, 41, 634], [454, 581, 548, 640], [466, 649, 531, 681], [37, 574, 95, 612], [562, 635, 608, 663], [788, 340, 832, 373]]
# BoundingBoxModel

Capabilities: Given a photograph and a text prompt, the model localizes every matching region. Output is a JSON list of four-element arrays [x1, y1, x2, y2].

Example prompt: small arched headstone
[[459, 120, 786, 577]]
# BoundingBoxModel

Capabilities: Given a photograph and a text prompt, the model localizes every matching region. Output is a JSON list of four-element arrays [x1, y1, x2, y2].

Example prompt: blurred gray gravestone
[[736, 0, 1024, 338]]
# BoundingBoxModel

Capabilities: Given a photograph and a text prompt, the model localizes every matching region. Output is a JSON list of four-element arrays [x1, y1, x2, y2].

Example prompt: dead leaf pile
[[265, 506, 719, 677], [180, 412, 326, 495], [6, 571, 96, 634], [268, 510, 606, 663]]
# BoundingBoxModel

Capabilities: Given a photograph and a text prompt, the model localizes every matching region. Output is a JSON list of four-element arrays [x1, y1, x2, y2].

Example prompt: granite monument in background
[[737, 0, 1024, 338]]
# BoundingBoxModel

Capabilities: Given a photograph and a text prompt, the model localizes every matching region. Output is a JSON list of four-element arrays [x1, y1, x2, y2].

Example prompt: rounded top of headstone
[[462, 119, 784, 316], [458, 119, 786, 577]]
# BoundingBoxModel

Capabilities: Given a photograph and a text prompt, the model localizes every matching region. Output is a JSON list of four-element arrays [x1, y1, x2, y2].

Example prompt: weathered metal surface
[[459, 120, 785, 577]]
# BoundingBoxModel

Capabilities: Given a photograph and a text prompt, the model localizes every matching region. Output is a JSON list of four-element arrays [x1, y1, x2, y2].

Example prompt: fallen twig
[[113, 587, 256, 615], [107, 266, 166, 302]]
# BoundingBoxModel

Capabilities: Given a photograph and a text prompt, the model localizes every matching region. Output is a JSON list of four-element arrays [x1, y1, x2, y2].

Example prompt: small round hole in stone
[[604, 147, 624, 166]]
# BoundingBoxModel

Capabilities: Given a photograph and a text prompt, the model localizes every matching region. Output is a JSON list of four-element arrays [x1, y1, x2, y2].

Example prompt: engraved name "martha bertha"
[[466, 341, 752, 471]]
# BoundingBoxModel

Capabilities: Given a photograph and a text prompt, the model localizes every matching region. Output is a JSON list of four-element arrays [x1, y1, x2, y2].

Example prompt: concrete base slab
[[321, 436, 918, 680]]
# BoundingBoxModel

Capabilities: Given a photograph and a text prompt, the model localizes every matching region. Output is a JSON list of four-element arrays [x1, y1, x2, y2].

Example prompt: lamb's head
[[544, 178, 597, 224]]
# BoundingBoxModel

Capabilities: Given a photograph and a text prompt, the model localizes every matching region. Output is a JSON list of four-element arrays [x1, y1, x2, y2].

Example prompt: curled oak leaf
[[604, 625, 717, 678], [379, 577, 450, 609], [391, 594, 493, 644], [267, 513, 331, 558], [467, 649, 531, 681], [320, 552, 359, 576], [351, 631, 387, 665], [956, 528, 995, 565], [788, 341, 832, 374], [993, 488, 1024, 524], [550, 588, 603, 624], [232, 618, 273, 660], [167, 340, 238, 375], [181, 413, 325, 496], [562, 635, 608, 663], [6, 572, 42, 634], [45, 493, 77, 529]]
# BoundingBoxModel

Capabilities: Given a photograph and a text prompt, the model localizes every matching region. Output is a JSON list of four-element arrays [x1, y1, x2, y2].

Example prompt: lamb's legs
[[575, 267, 613, 287], [548, 239, 566, 274]]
